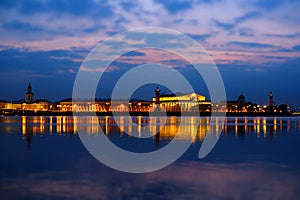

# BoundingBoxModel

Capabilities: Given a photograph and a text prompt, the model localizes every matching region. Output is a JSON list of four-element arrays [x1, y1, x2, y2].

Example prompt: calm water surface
[[0, 116, 300, 200]]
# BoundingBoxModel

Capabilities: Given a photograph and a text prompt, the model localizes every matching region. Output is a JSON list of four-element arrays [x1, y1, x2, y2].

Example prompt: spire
[[25, 82, 34, 103], [269, 92, 273, 107], [27, 83, 32, 93]]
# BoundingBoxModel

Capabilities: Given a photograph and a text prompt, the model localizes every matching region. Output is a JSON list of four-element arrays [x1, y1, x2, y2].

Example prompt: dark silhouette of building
[[237, 94, 246, 105], [25, 83, 34, 103], [269, 92, 273, 108]]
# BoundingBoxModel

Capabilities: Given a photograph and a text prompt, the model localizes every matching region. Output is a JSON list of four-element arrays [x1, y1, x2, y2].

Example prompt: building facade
[[152, 92, 211, 112]]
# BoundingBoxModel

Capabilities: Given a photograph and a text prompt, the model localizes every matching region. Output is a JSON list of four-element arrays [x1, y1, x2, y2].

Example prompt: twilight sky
[[0, 0, 299, 108]]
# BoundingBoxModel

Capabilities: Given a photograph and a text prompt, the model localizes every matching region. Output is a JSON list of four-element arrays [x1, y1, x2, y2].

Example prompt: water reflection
[[0, 116, 299, 150], [1, 116, 300, 200], [1, 161, 300, 200]]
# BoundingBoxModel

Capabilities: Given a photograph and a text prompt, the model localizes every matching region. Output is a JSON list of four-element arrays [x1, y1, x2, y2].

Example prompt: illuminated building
[[59, 90, 210, 113], [226, 94, 259, 113], [21, 83, 49, 112], [0, 83, 49, 113], [155, 92, 206, 102], [59, 100, 153, 113], [152, 90, 211, 112], [0, 84, 293, 115], [0, 101, 13, 110]]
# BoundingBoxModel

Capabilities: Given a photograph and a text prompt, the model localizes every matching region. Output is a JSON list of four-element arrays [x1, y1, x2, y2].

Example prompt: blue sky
[[0, 0, 299, 108]]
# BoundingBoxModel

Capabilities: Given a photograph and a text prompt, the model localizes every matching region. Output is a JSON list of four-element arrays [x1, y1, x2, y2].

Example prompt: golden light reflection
[[215, 118, 219, 134], [120, 116, 125, 135], [198, 125, 207, 141], [1, 116, 297, 145], [62, 116, 67, 133], [273, 118, 277, 133], [254, 117, 260, 138], [127, 117, 132, 136], [57, 116, 62, 134], [149, 117, 157, 137], [262, 118, 267, 137], [138, 116, 142, 137], [105, 116, 110, 135], [244, 117, 248, 133], [91, 116, 99, 134], [235, 117, 238, 136], [40, 116, 44, 133], [191, 117, 197, 142], [73, 116, 77, 134], [49, 116, 53, 134], [22, 116, 26, 135], [257, 118, 260, 134]]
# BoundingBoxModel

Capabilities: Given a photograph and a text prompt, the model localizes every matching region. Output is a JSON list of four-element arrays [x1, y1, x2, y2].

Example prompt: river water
[[0, 116, 300, 200]]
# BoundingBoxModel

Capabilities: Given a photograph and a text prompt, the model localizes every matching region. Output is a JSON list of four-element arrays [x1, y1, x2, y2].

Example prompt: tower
[[269, 92, 273, 107], [25, 83, 34, 103], [155, 87, 160, 105], [154, 87, 161, 112]]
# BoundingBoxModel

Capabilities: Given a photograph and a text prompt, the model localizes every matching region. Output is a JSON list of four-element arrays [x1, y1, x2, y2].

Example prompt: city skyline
[[0, 82, 292, 115], [0, 0, 300, 108], [0, 82, 286, 106]]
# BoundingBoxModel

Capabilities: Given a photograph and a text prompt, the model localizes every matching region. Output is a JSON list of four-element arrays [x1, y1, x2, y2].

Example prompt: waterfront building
[[0, 84, 292, 114], [0, 101, 12, 110], [59, 100, 153, 113], [152, 90, 211, 112], [0, 83, 49, 113], [226, 94, 259, 113]]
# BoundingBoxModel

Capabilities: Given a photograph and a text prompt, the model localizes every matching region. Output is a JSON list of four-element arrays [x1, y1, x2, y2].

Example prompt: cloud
[[121, 31, 187, 49], [235, 11, 262, 23], [213, 11, 262, 33], [219, 53, 300, 72], [120, 1, 137, 11], [160, 59, 190, 68], [214, 20, 235, 30], [195, 0, 222, 3], [276, 48, 294, 53], [2, 20, 43, 32], [260, 55, 288, 60], [80, 65, 119, 73], [82, 24, 107, 34], [276, 44, 300, 52], [123, 51, 146, 57], [186, 33, 214, 41], [213, 11, 262, 34], [238, 28, 254, 37], [265, 33, 300, 39], [251, 0, 289, 10], [17, 0, 47, 15], [0, 48, 82, 74], [227, 41, 275, 49], [291, 44, 300, 51], [153, 0, 194, 14], [5, 0, 114, 18]]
